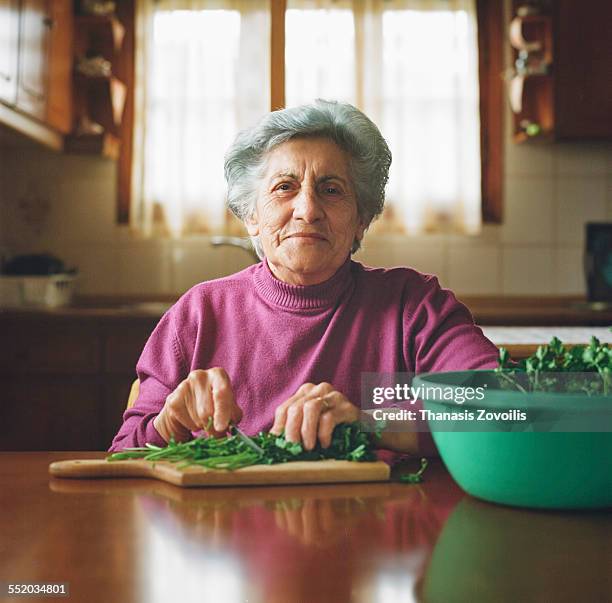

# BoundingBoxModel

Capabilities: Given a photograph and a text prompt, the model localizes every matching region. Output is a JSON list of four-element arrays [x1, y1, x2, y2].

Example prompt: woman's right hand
[[153, 368, 243, 443]]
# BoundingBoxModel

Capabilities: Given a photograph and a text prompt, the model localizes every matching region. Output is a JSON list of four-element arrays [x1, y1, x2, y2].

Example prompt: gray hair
[[224, 99, 392, 258]]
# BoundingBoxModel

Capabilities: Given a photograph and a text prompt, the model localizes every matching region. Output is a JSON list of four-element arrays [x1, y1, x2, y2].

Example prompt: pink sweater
[[109, 258, 499, 454]]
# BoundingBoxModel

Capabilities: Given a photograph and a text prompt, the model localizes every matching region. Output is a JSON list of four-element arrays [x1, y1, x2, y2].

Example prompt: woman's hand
[[270, 382, 360, 450], [153, 368, 243, 443]]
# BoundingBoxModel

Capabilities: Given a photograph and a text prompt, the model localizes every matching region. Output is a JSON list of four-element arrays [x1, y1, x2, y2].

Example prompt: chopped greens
[[399, 458, 429, 483], [107, 422, 378, 470], [495, 333, 612, 396]]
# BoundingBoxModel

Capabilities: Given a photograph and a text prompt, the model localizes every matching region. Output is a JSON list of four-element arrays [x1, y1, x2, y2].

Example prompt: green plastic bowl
[[412, 370, 612, 509]]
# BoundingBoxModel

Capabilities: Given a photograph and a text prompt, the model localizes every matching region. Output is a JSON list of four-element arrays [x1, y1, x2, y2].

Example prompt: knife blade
[[232, 424, 265, 456]]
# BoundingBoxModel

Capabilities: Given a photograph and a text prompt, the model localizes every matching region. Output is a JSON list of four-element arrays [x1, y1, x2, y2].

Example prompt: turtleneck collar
[[253, 256, 355, 310]]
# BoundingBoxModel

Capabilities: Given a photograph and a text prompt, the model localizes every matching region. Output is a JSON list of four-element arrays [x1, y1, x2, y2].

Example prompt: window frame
[[476, 0, 504, 223], [118, 0, 503, 225]]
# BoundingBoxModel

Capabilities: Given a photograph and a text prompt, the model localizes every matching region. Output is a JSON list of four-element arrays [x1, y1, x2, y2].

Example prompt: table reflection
[[421, 497, 612, 602], [130, 481, 455, 603]]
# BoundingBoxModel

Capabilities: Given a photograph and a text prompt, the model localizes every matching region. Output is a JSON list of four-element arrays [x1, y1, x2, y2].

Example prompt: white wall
[[0, 116, 611, 298]]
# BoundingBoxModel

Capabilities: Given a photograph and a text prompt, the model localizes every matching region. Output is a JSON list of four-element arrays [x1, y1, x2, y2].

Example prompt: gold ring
[[320, 397, 331, 410]]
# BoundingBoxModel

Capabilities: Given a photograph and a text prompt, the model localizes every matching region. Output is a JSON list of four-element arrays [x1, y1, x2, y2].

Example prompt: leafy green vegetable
[[399, 458, 428, 483], [495, 333, 612, 396], [107, 422, 378, 470]]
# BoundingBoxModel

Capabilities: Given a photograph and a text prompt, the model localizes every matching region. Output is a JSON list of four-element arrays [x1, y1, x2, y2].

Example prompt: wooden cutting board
[[49, 458, 390, 488]]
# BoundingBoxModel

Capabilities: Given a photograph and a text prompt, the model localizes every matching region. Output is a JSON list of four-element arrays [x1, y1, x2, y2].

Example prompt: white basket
[[0, 274, 77, 308]]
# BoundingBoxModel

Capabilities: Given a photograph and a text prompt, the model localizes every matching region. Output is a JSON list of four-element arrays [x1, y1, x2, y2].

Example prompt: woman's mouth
[[286, 233, 327, 241]]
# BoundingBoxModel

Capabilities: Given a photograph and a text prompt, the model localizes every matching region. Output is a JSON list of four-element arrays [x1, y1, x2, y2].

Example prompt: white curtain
[[131, 0, 270, 237], [132, 0, 481, 237], [286, 0, 482, 235]]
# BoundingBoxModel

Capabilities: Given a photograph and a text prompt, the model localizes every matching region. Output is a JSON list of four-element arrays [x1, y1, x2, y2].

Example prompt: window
[[285, 6, 355, 107], [147, 9, 247, 234], [126, 0, 503, 237]]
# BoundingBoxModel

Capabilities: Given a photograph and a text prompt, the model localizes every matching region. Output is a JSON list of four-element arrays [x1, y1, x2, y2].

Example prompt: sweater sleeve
[[407, 275, 500, 373], [108, 311, 188, 452], [403, 274, 500, 457]]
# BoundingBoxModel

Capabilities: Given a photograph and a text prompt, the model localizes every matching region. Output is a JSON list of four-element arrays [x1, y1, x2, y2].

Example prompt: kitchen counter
[[461, 295, 612, 326], [482, 326, 612, 359], [1, 294, 612, 325], [483, 326, 612, 345], [0, 293, 610, 326], [1, 452, 609, 603], [0, 300, 173, 320]]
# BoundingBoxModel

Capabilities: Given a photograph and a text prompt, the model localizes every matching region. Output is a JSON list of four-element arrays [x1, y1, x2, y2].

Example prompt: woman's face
[[246, 137, 365, 286]]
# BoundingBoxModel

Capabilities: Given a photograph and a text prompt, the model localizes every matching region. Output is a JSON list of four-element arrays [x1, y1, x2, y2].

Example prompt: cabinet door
[[0, 322, 101, 375], [16, 0, 50, 119], [1, 377, 103, 451], [555, 0, 612, 139], [46, 0, 72, 132], [0, 0, 19, 105]]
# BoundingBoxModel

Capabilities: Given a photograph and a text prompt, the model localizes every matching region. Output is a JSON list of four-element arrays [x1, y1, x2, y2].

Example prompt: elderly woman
[[110, 99, 499, 456]]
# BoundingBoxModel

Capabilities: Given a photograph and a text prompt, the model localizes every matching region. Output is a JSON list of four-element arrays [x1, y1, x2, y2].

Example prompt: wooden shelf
[[513, 129, 554, 144], [69, 8, 131, 158], [0, 103, 63, 151], [510, 1, 612, 142], [74, 14, 125, 57], [509, 2, 554, 143], [74, 73, 126, 134], [64, 132, 120, 159]]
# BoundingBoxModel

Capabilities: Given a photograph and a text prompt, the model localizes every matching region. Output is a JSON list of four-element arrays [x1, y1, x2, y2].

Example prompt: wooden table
[[0, 453, 610, 603]]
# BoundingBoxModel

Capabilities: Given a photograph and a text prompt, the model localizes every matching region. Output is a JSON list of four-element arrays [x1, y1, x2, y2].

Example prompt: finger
[[168, 383, 201, 430], [270, 395, 299, 436], [187, 372, 214, 431], [317, 397, 360, 448], [284, 401, 305, 444], [208, 368, 236, 432], [270, 383, 316, 435], [155, 406, 193, 443], [312, 382, 335, 396], [185, 381, 207, 432], [269, 401, 289, 436], [317, 410, 338, 449], [297, 382, 317, 396], [164, 385, 201, 434], [301, 397, 327, 450]]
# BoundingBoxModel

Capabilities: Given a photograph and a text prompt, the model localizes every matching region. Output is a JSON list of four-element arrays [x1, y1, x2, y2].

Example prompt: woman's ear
[[245, 213, 259, 236], [355, 219, 367, 242]]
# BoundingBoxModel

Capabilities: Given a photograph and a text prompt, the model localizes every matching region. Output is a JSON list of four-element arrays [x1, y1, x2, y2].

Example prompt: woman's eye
[[324, 186, 340, 195], [276, 183, 292, 191]]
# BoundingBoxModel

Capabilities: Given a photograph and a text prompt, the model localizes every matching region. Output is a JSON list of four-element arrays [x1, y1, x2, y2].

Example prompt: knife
[[231, 424, 265, 456]]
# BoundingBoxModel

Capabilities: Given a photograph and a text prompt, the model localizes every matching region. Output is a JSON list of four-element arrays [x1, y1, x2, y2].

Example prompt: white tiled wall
[[1, 120, 611, 297]]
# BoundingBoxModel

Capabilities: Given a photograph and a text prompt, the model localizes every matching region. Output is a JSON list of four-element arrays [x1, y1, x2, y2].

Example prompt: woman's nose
[[292, 186, 324, 222]]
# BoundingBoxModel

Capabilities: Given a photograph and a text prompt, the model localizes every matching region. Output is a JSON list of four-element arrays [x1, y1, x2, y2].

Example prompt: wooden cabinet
[[0, 0, 72, 139], [0, 323, 101, 374], [554, 0, 612, 139], [0, 313, 158, 451], [16, 0, 50, 119], [0, 0, 20, 105], [509, 0, 612, 142], [66, 12, 128, 158], [46, 0, 73, 132], [0, 0, 133, 157], [3, 378, 103, 451]]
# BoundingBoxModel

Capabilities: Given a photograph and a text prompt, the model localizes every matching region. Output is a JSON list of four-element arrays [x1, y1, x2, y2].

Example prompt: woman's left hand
[[270, 382, 361, 450]]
